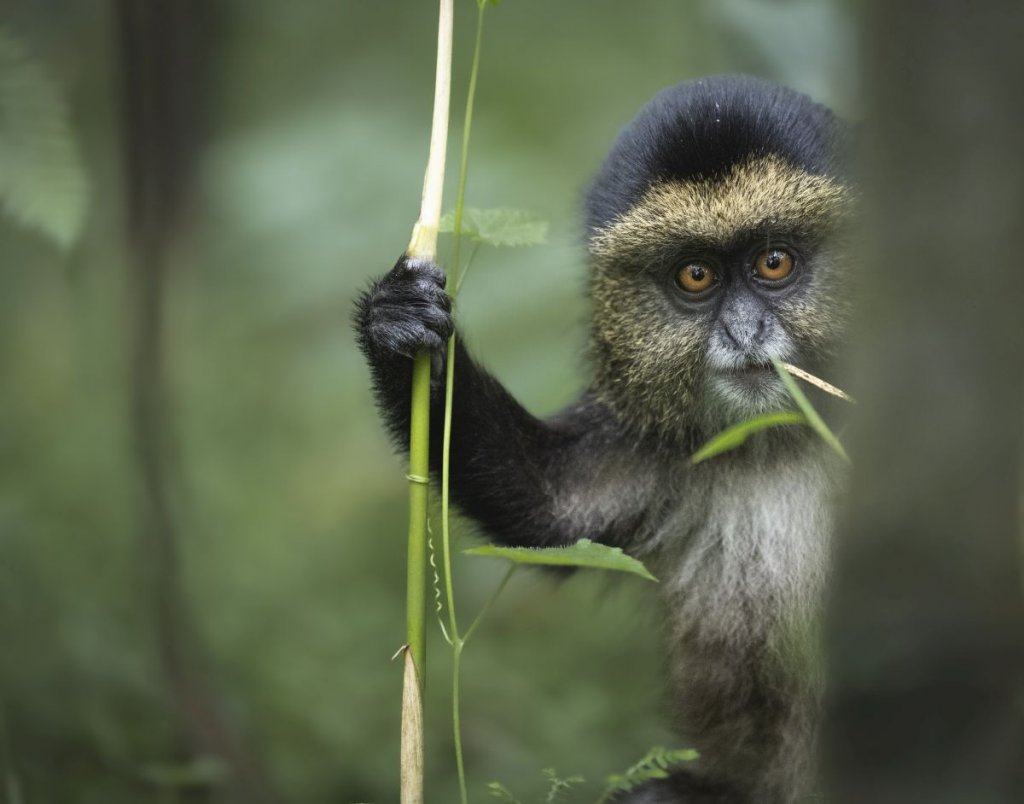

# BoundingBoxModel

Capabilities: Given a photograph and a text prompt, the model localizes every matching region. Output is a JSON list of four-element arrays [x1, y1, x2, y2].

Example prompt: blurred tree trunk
[[117, 2, 279, 802], [822, 2, 1024, 803]]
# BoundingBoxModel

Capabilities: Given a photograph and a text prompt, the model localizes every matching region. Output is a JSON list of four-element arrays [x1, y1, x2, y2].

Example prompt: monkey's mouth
[[707, 360, 788, 414], [725, 361, 773, 377], [715, 361, 780, 398]]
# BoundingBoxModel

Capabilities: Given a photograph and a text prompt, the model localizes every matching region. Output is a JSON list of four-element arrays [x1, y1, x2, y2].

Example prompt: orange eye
[[676, 262, 716, 293], [755, 248, 795, 281]]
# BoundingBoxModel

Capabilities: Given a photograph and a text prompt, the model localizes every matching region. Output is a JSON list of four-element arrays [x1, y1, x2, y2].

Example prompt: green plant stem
[[454, 242, 480, 295], [464, 565, 516, 644], [441, 5, 489, 803], [441, 334, 460, 643], [448, 1, 486, 284], [451, 641, 467, 804], [405, 0, 454, 699], [400, 3, 453, 802], [448, 563, 515, 804], [439, 0, 485, 652], [406, 354, 433, 681]]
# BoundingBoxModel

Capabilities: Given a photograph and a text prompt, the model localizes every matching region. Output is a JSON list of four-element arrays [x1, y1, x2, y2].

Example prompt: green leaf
[[478, 0, 501, 8], [691, 411, 807, 464], [439, 207, 547, 247], [0, 28, 88, 249], [771, 358, 850, 463], [465, 538, 657, 582]]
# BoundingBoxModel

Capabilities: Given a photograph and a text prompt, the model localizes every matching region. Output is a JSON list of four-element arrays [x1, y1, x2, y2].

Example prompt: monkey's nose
[[722, 316, 769, 350]]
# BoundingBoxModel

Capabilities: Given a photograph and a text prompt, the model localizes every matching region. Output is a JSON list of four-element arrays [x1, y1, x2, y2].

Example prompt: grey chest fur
[[642, 441, 838, 654]]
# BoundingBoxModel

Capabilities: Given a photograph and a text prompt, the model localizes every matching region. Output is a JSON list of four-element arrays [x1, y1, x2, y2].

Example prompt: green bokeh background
[[0, 2, 855, 801]]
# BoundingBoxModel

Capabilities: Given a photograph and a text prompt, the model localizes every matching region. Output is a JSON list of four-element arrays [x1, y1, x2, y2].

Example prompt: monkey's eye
[[754, 248, 795, 282], [676, 262, 717, 294]]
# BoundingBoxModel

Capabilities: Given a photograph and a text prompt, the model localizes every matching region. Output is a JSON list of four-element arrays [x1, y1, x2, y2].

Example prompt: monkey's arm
[[355, 256, 646, 548]]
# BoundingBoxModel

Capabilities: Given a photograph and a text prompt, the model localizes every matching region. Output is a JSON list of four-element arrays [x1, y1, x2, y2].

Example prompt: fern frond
[[595, 747, 698, 803], [487, 781, 523, 804], [0, 27, 87, 248], [542, 768, 585, 803]]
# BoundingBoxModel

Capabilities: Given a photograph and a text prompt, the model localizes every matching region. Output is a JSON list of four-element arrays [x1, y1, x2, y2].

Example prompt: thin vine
[[440, 3, 498, 802]]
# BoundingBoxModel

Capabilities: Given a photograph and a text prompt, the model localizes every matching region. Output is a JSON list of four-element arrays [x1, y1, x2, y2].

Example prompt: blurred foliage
[[0, 27, 87, 248], [0, 1, 855, 802], [439, 208, 548, 249]]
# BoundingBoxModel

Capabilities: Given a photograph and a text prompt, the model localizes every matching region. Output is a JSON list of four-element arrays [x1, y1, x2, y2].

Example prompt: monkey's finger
[[396, 254, 447, 288]]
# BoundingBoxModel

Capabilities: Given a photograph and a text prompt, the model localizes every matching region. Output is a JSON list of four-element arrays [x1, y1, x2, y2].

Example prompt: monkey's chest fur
[[640, 440, 837, 797]]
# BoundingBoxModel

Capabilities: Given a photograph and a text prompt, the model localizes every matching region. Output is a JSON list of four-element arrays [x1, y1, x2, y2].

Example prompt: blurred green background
[[0, 1, 856, 801]]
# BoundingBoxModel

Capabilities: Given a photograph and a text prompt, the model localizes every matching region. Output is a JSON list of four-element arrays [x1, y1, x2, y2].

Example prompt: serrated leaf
[[771, 358, 850, 463], [541, 767, 584, 803], [464, 538, 656, 581], [487, 781, 522, 804], [439, 207, 547, 247], [660, 748, 699, 764], [691, 411, 807, 464], [0, 28, 88, 249], [597, 747, 699, 803]]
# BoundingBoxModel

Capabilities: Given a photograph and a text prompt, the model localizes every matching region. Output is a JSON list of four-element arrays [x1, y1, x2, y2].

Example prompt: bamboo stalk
[[404, 0, 453, 694], [400, 2, 454, 802], [400, 649, 425, 804], [407, 0, 454, 262]]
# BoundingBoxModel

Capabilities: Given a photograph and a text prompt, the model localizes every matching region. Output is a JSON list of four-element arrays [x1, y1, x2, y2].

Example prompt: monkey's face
[[588, 157, 852, 439]]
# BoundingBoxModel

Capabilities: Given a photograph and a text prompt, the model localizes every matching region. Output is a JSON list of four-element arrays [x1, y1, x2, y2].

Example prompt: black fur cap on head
[[584, 75, 851, 235]]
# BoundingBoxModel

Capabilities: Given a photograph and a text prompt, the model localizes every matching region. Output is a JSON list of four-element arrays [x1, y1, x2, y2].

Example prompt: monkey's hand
[[356, 255, 453, 363], [354, 254, 456, 449]]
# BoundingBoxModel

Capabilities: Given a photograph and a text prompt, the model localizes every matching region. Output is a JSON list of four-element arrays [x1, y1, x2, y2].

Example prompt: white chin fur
[[707, 372, 789, 419]]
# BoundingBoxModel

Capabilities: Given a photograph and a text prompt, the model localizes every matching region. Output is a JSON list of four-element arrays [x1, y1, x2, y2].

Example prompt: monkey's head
[[585, 76, 853, 442]]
